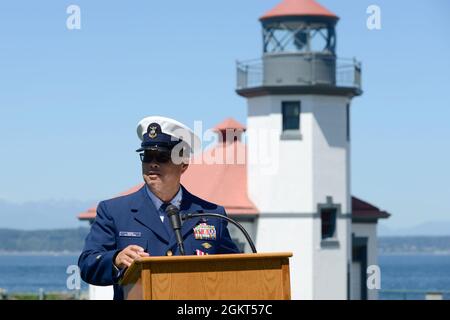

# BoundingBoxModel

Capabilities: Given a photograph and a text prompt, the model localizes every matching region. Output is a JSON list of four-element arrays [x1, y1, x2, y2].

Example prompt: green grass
[[4, 291, 86, 300]]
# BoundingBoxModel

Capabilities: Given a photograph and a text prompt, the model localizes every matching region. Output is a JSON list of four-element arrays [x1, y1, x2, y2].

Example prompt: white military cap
[[136, 116, 201, 154]]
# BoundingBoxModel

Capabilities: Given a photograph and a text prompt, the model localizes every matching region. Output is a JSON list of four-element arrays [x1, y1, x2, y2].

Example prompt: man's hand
[[114, 245, 149, 269]]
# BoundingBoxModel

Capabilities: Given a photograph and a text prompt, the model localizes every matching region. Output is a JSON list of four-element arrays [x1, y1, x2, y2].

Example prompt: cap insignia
[[149, 126, 158, 139]]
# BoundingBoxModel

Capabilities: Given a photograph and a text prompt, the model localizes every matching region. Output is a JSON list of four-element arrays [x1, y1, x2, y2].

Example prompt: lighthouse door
[[351, 236, 368, 300]]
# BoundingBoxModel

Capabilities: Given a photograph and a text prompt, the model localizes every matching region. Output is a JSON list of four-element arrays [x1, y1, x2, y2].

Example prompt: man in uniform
[[78, 116, 240, 300]]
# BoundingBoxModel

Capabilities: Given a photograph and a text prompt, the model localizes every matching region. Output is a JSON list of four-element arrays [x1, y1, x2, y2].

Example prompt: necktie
[[159, 202, 173, 236]]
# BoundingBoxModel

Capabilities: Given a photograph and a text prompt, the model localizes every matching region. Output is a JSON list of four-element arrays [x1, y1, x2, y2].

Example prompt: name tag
[[119, 231, 142, 237]]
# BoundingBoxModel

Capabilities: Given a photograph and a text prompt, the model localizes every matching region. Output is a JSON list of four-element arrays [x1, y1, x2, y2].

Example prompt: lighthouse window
[[310, 28, 328, 52], [321, 208, 337, 240], [282, 101, 301, 131]]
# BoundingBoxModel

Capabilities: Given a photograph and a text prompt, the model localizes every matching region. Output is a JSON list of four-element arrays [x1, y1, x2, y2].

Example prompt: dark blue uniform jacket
[[78, 185, 240, 299]]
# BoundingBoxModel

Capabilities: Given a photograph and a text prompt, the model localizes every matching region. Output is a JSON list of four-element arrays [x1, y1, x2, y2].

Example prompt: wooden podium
[[119, 252, 292, 300]]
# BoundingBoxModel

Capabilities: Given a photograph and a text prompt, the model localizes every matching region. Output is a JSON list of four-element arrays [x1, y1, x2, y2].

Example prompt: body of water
[[379, 254, 450, 300], [0, 253, 449, 299], [0, 253, 88, 293]]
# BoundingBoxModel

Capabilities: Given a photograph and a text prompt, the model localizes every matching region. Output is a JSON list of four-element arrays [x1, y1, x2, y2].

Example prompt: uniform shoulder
[[98, 187, 143, 210]]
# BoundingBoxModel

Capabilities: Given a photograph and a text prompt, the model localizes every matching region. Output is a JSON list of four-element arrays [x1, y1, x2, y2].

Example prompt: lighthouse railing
[[236, 58, 263, 89], [236, 56, 362, 90]]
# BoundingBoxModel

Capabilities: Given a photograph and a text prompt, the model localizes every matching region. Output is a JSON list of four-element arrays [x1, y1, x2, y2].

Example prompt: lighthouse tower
[[236, 0, 362, 299]]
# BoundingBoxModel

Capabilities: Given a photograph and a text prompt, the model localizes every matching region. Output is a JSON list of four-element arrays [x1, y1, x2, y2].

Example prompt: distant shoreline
[[379, 252, 450, 256]]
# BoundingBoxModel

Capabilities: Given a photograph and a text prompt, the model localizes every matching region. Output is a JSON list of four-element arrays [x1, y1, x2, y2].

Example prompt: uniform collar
[[130, 185, 205, 246], [145, 185, 182, 210]]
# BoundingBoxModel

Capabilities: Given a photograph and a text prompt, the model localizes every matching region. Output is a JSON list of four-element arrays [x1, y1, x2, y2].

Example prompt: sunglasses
[[140, 151, 172, 164]]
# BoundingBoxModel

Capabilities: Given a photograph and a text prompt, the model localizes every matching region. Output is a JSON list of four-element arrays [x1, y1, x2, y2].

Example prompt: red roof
[[352, 197, 391, 220], [213, 118, 246, 132], [260, 0, 338, 21], [78, 118, 390, 222], [181, 138, 257, 215]]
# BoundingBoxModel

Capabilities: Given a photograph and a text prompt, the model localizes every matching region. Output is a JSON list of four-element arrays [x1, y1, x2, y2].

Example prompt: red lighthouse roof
[[260, 0, 338, 21], [213, 117, 246, 132]]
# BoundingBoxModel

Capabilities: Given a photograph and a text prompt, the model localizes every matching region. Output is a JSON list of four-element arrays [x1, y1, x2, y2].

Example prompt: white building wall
[[247, 95, 314, 213], [248, 94, 315, 300], [89, 284, 113, 300], [313, 217, 350, 299], [311, 95, 350, 213], [310, 95, 350, 299], [248, 94, 351, 300], [256, 216, 314, 300]]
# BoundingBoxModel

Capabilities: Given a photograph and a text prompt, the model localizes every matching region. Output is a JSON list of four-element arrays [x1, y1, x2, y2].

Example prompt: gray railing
[[236, 56, 362, 90], [236, 58, 263, 89]]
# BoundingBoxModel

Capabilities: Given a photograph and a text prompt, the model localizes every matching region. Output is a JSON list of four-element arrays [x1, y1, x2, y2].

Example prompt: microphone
[[165, 204, 186, 255]]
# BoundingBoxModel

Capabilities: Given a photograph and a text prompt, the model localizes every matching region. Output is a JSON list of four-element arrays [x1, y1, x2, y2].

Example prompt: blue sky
[[0, 0, 449, 229]]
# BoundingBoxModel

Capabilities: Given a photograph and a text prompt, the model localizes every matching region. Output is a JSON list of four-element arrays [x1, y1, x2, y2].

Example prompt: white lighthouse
[[236, 0, 362, 300]]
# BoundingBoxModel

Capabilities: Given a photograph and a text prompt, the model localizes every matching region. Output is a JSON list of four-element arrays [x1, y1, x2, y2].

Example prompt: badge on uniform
[[201, 242, 212, 249], [119, 231, 142, 237], [193, 223, 216, 240]]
